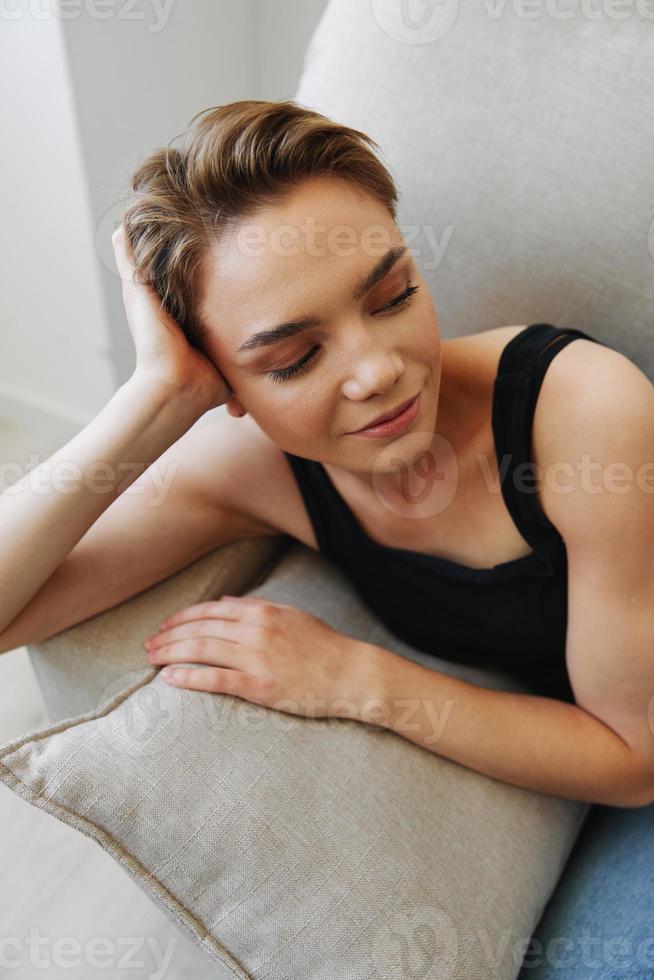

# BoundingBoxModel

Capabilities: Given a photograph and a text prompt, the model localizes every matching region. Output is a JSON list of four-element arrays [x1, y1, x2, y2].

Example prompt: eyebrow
[[236, 244, 409, 355]]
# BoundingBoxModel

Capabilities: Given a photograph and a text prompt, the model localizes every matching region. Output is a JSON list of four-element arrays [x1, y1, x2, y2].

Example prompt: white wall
[[59, 0, 260, 387], [0, 0, 328, 431], [0, 13, 114, 428]]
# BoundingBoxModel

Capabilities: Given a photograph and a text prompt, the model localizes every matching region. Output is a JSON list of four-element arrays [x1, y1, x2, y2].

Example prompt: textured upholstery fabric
[[27, 535, 288, 724], [296, 0, 654, 378], [2, 544, 589, 980]]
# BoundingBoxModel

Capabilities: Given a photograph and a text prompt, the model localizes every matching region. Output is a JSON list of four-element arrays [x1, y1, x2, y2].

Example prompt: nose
[[340, 337, 404, 401]]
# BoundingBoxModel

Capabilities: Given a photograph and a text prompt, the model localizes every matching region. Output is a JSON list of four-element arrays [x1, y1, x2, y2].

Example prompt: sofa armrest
[[27, 534, 290, 725]]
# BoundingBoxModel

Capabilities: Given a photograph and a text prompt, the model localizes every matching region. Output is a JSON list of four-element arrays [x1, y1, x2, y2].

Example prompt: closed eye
[[267, 283, 421, 384]]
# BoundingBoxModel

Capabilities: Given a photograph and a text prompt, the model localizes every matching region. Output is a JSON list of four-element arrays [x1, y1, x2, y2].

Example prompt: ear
[[225, 397, 247, 418]]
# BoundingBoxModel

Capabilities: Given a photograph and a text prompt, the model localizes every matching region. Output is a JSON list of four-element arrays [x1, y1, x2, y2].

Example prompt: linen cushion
[[1, 543, 590, 980], [26, 534, 287, 725]]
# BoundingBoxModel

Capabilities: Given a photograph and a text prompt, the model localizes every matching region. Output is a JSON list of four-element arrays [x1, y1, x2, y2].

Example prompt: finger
[[150, 619, 241, 649], [160, 664, 244, 695], [161, 595, 286, 627], [159, 597, 249, 629], [148, 637, 244, 669], [112, 226, 138, 285]]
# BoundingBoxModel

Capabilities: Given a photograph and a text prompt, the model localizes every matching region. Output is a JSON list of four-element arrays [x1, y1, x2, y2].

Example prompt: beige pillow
[[0, 544, 589, 979]]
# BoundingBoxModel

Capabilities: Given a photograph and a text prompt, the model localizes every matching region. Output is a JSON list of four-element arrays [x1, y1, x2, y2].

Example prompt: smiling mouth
[[351, 393, 419, 433]]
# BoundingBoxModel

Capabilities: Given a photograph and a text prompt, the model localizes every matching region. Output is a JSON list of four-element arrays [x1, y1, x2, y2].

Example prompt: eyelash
[[267, 283, 421, 384]]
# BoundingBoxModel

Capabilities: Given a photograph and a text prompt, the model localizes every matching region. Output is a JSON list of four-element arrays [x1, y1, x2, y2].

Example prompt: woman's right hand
[[112, 224, 233, 412]]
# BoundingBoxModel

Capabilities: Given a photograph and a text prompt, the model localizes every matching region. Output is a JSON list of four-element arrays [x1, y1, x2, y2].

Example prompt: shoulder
[[487, 324, 531, 345], [452, 323, 531, 384], [449, 323, 529, 361], [532, 334, 654, 544]]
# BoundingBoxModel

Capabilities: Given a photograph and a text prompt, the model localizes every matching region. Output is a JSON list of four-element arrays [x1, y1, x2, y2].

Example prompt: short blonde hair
[[120, 100, 399, 348]]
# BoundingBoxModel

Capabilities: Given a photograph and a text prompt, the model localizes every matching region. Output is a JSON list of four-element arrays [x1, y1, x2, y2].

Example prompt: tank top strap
[[491, 322, 605, 571]]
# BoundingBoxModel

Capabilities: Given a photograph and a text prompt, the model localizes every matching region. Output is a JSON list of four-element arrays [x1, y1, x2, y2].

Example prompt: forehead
[[197, 177, 402, 352]]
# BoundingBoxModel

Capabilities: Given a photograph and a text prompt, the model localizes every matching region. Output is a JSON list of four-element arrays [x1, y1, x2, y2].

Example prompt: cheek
[[284, 390, 330, 440], [249, 385, 330, 444], [416, 314, 441, 366]]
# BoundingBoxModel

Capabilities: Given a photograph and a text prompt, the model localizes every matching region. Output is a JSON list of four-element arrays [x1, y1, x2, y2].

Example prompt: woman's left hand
[[143, 595, 378, 721]]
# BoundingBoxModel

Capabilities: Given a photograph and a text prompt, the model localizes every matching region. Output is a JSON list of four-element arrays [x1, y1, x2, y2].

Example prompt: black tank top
[[282, 323, 609, 704]]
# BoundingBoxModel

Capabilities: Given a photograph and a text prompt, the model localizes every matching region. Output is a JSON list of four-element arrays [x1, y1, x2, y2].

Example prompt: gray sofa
[[3, 3, 652, 978]]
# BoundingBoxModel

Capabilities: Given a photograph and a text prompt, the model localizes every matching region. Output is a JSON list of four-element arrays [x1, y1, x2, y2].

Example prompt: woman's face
[[197, 175, 442, 473]]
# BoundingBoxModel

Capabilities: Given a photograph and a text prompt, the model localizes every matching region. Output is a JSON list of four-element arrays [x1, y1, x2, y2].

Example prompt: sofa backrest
[[296, 0, 654, 377]]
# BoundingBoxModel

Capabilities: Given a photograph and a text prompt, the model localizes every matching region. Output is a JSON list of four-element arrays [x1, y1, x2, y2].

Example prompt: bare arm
[[0, 377, 209, 642], [361, 648, 654, 809], [0, 224, 235, 649], [0, 409, 276, 656]]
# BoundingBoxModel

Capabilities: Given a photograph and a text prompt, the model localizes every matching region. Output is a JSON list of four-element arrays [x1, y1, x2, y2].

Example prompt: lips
[[351, 394, 418, 433]]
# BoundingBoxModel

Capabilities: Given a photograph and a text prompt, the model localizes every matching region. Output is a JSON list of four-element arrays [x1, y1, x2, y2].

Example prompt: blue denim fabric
[[516, 801, 654, 979]]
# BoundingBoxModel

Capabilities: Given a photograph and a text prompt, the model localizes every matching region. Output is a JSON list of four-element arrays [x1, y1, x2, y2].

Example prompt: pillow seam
[[0, 670, 254, 980]]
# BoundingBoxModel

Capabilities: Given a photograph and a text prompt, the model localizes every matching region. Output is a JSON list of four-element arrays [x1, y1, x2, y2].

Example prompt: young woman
[[2, 101, 653, 817]]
